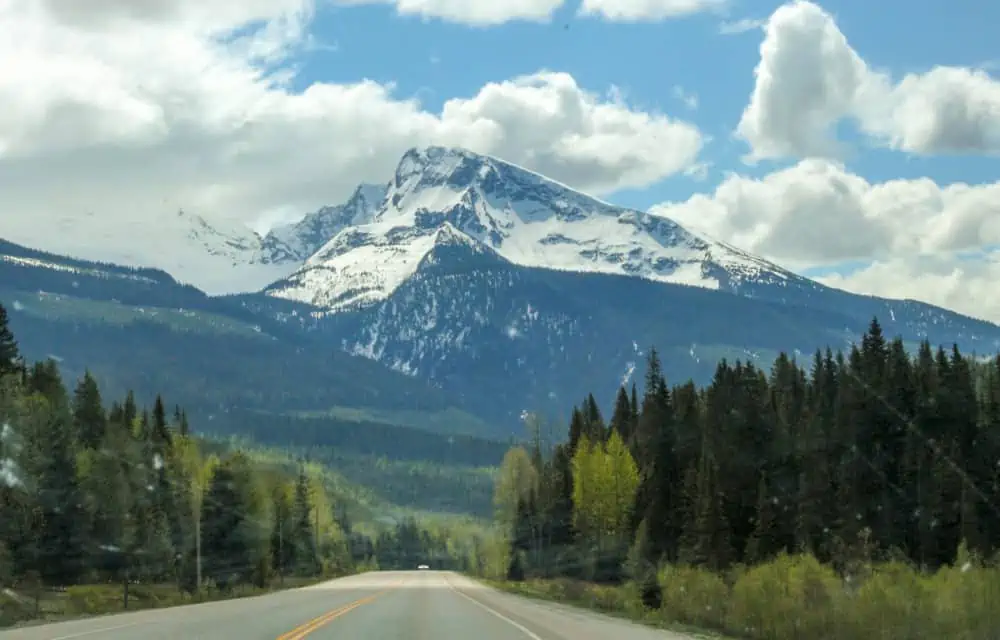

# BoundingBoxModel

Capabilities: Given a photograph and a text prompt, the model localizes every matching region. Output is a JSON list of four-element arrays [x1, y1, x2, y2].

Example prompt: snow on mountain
[[261, 183, 388, 263], [266, 222, 486, 311], [0, 209, 299, 295], [266, 146, 810, 311]]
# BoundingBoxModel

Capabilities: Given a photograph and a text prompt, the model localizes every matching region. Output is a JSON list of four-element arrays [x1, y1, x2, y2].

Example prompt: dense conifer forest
[[0, 302, 477, 626], [5, 295, 1000, 637], [490, 318, 1000, 638]]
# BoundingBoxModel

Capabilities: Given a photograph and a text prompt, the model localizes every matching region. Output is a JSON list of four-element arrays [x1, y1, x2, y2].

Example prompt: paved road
[[0, 571, 696, 639]]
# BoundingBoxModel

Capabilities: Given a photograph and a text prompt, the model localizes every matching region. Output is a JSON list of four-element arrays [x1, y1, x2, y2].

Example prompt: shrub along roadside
[[484, 577, 725, 639], [486, 551, 1000, 640], [1, 572, 346, 629]]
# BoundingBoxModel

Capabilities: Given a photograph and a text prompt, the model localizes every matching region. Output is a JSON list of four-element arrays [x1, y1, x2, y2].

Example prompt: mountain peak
[[267, 146, 811, 311], [391, 146, 500, 197], [261, 182, 389, 263]]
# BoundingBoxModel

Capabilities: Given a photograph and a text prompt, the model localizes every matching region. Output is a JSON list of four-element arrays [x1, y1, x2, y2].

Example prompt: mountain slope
[[259, 146, 1000, 426], [8, 145, 1000, 436], [0, 209, 300, 295], [266, 146, 813, 312], [265, 146, 1000, 343], [0, 238, 498, 438], [260, 183, 388, 263], [312, 236, 1000, 424]]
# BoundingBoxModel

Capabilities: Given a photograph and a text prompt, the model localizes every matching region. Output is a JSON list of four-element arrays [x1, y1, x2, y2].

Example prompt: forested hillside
[[0, 303, 482, 627], [489, 318, 1000, 638]]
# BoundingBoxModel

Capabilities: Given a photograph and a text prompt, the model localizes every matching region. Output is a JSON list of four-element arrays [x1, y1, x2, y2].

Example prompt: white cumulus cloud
[[737, 0, 1000, 161], [652, 159, 1000, 321], [686, 0, 1000, 322], [334, 0, 566, 26], [816, 253, 1000, 325], [337, 0, 724, 24], [0, 0, 703, 248], [579, 0, 726, 21]]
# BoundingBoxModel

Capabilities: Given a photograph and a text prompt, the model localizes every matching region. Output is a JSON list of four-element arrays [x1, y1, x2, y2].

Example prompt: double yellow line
[[276, 583, 399, 640]]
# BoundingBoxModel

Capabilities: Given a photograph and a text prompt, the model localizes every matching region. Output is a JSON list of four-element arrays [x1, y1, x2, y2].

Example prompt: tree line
[[497, 318, 1000, 601], [0, 302, 463, 603]]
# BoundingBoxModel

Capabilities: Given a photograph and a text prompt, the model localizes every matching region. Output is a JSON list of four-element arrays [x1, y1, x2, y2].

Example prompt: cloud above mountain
[[336, 0, 725, 24], [664, 0, 1000, 321], [736, 0, 1000, 160], [653, 159, 1000, 320], [0, 0, 702, 235], [1, 0, 999, 322]]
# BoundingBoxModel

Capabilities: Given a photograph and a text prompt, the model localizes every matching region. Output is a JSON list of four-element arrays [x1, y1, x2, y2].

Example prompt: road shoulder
[[456, 575, 727, 639]]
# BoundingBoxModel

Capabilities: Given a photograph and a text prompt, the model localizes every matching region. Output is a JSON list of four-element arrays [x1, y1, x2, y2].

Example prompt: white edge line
[[49, 621, 145, 640], [447, 582, 543, 640]]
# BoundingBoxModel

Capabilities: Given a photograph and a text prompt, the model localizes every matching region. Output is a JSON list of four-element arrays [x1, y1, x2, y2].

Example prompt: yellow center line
[[276, 579, 406, 640]]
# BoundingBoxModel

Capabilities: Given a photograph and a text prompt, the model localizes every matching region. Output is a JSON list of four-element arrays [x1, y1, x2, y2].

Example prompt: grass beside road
[[482, 577, 726, 639], [1, 575, 333, 629], [481, 551, 1000, 640]]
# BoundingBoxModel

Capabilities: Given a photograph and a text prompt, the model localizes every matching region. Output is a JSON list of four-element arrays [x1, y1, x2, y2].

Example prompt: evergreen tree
[[608, 386, 633, 443], [291, 468, 319, 575], [745, 473, 778, 565], [201, 461, 251, 588], [582, 393, 605, 442], [629, 383, 639, 428], [0, 303, 19, 376], [567, 407, 585, 454], [122, 391, 138, 431], [21, 391, 88, 585], [152, 395, 172, 449], [83, 426, 133, 579], [634, 348, 669, 468], [506, 547, 525, 581], [0, 315, 387, 595], [26, 360, 66, 406], [271, 482, 294, 579], [72, 372, 106, 450]]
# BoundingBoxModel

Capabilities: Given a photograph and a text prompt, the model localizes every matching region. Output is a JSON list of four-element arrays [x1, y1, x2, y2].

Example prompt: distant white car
[[417, 564, 429, 570]]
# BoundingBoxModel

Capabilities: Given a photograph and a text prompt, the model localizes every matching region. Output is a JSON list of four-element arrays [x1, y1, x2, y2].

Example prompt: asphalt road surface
[[0, 571, 698, 640]]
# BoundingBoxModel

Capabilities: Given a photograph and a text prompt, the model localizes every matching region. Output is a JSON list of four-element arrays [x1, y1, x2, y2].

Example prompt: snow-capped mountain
[[7, 144, 999, 430], [260, 183, 388, 263], [256, 146, 1000, 425], [266, 146, 813, 311], [0, 208, 300, 295]]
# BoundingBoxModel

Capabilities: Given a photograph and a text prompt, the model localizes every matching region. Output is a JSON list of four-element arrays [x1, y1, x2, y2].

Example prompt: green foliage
[[506, 550, 525, 581], [493, 317, 1000, 638], [291, 468, 319, 576], [493, 554, 1000, 640], [3, 290, 266, 338], [493, 447, 538, 531], [230, 411, 508, 471], [570, 432, 639, 546], [727, 553, 843, 639], [657, 565, 729, 631], [0, 316, 481, 627], [0, 303, 19, 375], [2, 289, 497, 441]]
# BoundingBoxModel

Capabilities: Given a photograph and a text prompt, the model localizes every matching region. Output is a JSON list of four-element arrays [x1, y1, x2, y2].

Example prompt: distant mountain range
[[3, 146, 1000, 432]]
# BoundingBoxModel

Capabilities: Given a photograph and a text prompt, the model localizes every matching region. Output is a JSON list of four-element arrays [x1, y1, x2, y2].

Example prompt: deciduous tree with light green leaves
[[571, 431, 639, 547], [493, 446, 538, 532]]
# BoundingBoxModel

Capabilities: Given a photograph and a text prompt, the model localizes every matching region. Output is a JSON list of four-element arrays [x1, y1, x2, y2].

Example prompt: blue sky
[[296, 0, 998, 212], [3, 0, 998, 320]]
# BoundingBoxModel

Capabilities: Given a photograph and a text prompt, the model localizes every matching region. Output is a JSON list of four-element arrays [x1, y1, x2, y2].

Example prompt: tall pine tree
[[0, 303, 19, 376]]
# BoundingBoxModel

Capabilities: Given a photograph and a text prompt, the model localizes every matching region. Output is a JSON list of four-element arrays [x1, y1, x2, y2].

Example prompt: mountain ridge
[[262, 147, 1000, 341], [4, 145, 1000, 430], [261, 183, 389, 264], [265, 146, 822, 314]]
